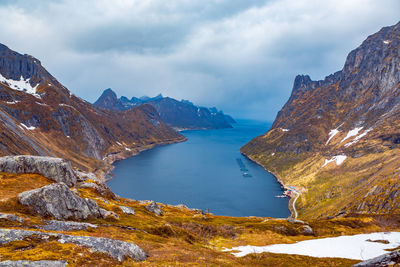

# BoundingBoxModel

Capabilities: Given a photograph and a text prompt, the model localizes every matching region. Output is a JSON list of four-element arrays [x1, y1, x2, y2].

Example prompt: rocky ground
[[0, 155, 399, 266]]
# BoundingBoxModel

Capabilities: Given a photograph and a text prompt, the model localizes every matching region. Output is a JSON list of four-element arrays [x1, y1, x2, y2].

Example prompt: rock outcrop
[[0, 156, 77, 187], [38, 220, 98, 231], [352, 249, 400, 266], [0, 228, 147, 262], [18, 183, 104, 220], [77, 181, 116, 199], [119, 205, 135, 215], [0, 260, 67, 267], [145, 201, 163, 216], [0, 213, 24, 223]]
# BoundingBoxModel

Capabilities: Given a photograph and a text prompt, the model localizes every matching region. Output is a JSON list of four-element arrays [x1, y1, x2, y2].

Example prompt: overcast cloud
[[0, 0, 399, 120]]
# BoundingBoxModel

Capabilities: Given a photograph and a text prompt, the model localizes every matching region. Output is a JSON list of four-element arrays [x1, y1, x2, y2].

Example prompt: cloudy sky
[[0, 0, 399, 120]]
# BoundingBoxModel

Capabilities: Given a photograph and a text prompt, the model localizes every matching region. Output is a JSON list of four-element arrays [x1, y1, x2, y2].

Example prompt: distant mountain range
[[94, 88, 235, 130], [242, 21, 400, 219], [0, 43, 184, 175]]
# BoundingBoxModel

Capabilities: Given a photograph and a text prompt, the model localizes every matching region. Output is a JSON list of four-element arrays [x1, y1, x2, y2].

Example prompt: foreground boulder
[[18, 183, 103, 220], [0, 156, 77, 187], [352, 249, 400, 266], [0, 228, 147, 262]]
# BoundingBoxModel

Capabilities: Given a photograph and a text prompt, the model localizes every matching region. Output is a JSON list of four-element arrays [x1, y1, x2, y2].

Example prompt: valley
[[0, 13, 399, 266]]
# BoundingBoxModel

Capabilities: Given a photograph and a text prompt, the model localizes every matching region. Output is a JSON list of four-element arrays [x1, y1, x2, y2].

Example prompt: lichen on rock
[[0, 156, 77, 187]]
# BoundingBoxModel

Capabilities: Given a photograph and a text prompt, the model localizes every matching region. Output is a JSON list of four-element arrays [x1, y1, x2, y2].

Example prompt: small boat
[[243, 172, 252, 177]]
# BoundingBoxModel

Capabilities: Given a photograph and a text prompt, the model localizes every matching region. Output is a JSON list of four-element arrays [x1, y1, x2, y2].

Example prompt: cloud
[[0, 0, 399, 120]]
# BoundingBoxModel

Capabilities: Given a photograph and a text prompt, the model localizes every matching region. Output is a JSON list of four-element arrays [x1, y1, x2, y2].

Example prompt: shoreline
[[100, 137, 187, 181], [240, 152, 299, 220]]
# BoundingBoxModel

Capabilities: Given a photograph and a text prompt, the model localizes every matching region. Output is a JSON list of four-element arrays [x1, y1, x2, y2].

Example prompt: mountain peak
[[93, 88, 119, 109], [0, 43, 10, 51], [102, 88, 117, 98], [292, 74, 312, 93]]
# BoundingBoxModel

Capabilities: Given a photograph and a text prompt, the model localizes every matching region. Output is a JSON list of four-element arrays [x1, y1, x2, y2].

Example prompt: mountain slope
[[0, 44, 185, 175], [94, 89, 235, 130], [241, 21, 400, 219]]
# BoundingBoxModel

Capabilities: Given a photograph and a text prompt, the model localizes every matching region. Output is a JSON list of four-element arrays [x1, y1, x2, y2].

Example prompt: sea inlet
[[107, 120, 290, 218]]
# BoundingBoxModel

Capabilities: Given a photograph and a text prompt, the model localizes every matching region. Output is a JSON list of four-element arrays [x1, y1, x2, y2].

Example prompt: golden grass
[[1, 173, 398, 266], [0, 173, 53, 200]]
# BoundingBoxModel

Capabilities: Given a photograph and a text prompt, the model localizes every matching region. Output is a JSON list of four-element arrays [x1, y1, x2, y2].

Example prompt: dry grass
[[0, 173, 53, 200], [1, 173, 398, 266]]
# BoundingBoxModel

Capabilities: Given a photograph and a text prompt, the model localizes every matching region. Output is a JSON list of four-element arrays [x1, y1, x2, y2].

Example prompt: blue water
[[107, 120, 289, 217]]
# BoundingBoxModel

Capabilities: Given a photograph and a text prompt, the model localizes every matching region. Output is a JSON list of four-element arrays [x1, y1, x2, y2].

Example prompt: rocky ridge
[[241, 21, 400, 219], [0, 156, 77, 187], [0, 43, 184, 175], [94, 88, 235, 130]]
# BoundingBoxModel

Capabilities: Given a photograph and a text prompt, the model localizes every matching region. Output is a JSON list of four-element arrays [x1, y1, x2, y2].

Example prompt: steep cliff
[[94, 89, 234, 130], [0, 44, 185, 174], [242, 21, 400, 219]]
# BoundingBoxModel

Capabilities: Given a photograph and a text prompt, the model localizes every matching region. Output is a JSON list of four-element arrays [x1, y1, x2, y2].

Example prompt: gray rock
[[175, 204, 188, 209], [119, 205, 135, 215], [99, 208, 119, 219], [38, 220, 98, 231], [145, 201, 163, 216], [352, 249, 400, 266], [59, 233, 146, 261], [0, 228, 147, 262], [78, 182, 116, 199], [75, 170, 101, 183], [301, 225, 314, 235], [0, 260, 67, 267], [18, 182, 103, 220], [0, 155, 77, 187], [0, 213, 24, 223]]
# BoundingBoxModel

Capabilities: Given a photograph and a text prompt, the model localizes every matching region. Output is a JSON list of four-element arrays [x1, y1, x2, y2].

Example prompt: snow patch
[[326, 129, 339, 145], [59, 103, 76, 109], [281, 128, 289, 132], [341, 127, 363, 142], [344, 128, 373, 147], [36, 102, 48, 106], [5, 100, 20, 104], [0, 74, 40, 98], [223, 232, 400, 260], [20, 123, 36, 130], [322, 155, 347, 167]]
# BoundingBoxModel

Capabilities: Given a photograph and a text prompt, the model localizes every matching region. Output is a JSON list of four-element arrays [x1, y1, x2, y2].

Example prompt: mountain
[[0, 44, 185, 176], [241, 21, 400, 219], [94, 89, 235, 130]]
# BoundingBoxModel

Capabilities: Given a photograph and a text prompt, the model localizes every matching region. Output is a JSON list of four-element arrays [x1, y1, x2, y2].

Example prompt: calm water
[[107, 120, 289, 217]]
